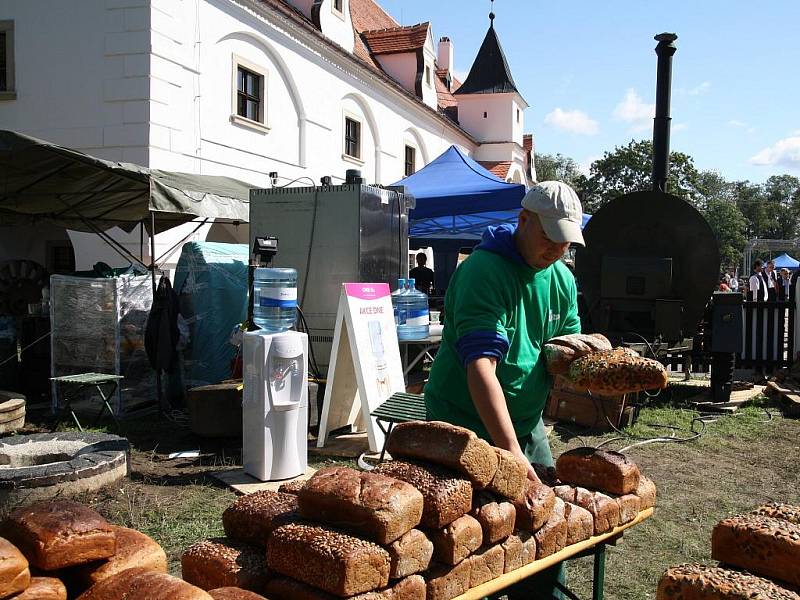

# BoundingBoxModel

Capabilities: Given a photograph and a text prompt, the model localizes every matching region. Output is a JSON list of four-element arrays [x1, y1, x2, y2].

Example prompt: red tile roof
[[362, 23, 429, 55], [349, 0, 400, 67], [478, 161, 512, 180], [523, 134, 534, 153]]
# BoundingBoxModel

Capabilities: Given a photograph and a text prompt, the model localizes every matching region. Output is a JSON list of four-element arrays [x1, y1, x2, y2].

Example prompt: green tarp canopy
[[0, 130, 253, 233]]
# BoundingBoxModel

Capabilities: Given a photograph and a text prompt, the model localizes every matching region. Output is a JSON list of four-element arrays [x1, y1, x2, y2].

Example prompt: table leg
[[378, 422, 394, 463], [93, 382, 119, 427], [593, 543, 606, 600]]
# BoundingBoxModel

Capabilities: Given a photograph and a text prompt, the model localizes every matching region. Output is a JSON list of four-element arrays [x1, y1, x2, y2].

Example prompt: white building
[[0, 0, 535, 273]]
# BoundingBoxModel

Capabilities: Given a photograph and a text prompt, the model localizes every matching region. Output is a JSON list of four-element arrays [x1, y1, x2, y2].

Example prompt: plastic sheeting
[[49, 274, 154, 414], [173, 242, 248, 389]]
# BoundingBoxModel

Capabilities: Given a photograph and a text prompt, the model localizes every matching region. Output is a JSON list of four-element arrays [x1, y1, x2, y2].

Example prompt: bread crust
[[76, 567, 213, 600], [0, 536, 30, 598], [657, 563, 800, 600], [429, 514, 483, 566], [555, 447, 641, 495], [512, 480, 556, 532], [13, 577, 67, 600], [385, 529, 433, 579], [470, 493, 516, 545], [181, 538, 269, 593], [222, 490, 298, 547], [534, 498, 568, 559], [208, 588, 268, 600]]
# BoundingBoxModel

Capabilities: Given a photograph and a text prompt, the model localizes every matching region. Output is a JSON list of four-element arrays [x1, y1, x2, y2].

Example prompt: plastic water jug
[[397, 278, 430, 340], [253, 267, 297, 332], [391, 279, 407, 326]]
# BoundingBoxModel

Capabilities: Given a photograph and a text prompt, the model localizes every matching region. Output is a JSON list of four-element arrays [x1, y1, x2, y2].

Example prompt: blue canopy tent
[[773, 252, 800, 269]]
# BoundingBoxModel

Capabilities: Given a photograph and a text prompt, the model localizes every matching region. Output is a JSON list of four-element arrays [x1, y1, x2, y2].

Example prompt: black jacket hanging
[[145, 274, 180, 373]]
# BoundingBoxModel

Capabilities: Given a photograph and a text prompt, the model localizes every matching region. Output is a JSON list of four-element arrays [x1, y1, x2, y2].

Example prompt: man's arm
[[466, 357, 540, 483]]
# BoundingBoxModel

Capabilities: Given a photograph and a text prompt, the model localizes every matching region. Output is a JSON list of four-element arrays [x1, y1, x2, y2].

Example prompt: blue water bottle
[[253, 267, 297, 332], [397, 278, 430, 340]]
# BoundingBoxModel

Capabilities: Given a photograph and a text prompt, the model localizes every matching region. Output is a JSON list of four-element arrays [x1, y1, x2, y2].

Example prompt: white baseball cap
[[521, 181, 584, 246]]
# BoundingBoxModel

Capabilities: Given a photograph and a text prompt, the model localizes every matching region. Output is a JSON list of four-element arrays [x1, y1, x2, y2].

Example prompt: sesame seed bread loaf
[[372, 460, 472, 529], [181, 538, 269, 593], [2, 500, 116, 571], [0, 536, 30, 598], [485, 448, 528, 502], [277, 479, 307, 495], [467, 544, 505, 588], [711, 515, 800, 587], [298, 467, 424, 544], [753, 503, 800, 525], [635, 475, 657, 510], [534, 497, 568, 560], [567, 348, 668, 395], [208, 588, 268, 600], [512, 480, 556, 532], [424, 561, 472, 600], [222, 490, 298, 547], [11, 577, 67, 600], [267, 524, 390, 597], [544, 334, 613, 375], [555, 447, 641, 496], [385, 421, 498, 488], [657, 563, 800, 600], [470, 492, 516, 545], [429, 514, 483, 566], [384, 529, 433, 579], [563, 502, 594, 545], [72, 525, 167, 590], [500, 534, 524, 574], [76, 567, 213, 600], [264, 575, 425, 600], [553, 485, 621, 535]]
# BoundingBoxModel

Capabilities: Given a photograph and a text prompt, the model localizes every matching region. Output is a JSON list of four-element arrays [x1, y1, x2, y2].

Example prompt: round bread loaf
[[11, 576, 67, 600]]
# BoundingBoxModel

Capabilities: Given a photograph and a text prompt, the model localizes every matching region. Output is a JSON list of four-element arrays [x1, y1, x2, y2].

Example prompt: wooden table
[[454, 508, 654, 600]]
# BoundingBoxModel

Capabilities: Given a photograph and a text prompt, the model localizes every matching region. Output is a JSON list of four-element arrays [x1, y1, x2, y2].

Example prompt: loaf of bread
[[635, 475, 657, 510], [614, 494, 641, 525], [384, 529, 432, 579], [544, 334, 613, 375], [500, 534, 523, 574], [3, 500, 116, 570], [298, 467, 424, 544], [470, 493, 515, 544], [517, 530, 537, 565], [385, 421, 498, 488], [534, 498, 568, 560], [277, 479, 307, 495], [467, 545, 504, 588], [73, 525, 167, 590], [555, 447, 641, 495], [656, 563, 800, 600], [424, 561, 471, 600], [711, 515, 800, 587], [11, 577, 67, 600], [181, 538, 269, 593], [513, 480, 556, 532], [76, 568, 213, 600], [753, 502, 800, 525], [564, 503, 594, 545], [429, 514, 483, 566], [209, 588, 267, 600], [0, 536, 30, 598], [267, 524, 390, 596], [533, 463, 559, 487], [222, 490, 298, 547], [568, 349, 668, 395], [486, 448, 527, 502], [372, 460, 472, 529], [554, 486, 620, 535], [264, 574, 425, 600]]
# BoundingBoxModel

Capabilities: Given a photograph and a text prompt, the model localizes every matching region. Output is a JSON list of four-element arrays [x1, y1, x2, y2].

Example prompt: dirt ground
[[24, 392, 800, 599]]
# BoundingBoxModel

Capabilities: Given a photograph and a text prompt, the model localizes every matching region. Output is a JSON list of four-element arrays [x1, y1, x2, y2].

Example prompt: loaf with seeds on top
[[657, 563, 800, 600], [222, 490, 298, 546], [752, 502, 800, 525], [264, 574, 425, 600], [181, 538, 269, 593], [567, 348, 668, 395]]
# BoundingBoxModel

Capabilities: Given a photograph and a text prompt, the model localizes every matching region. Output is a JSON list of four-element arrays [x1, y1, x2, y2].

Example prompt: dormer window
[[516, 108, 520, 123], [483, 111, 487, 118], [333, 0, 343, 14]]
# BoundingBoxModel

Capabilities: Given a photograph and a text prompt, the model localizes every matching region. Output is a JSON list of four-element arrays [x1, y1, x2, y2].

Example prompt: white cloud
[[578, 155, 601, 176], [687, 81, 711, 96], [543, 108, 599, 135], [672, 122, 688, 133], [613, 88, 654, 132], [749, 135, 800, 169], [728, 119, 747, 128]]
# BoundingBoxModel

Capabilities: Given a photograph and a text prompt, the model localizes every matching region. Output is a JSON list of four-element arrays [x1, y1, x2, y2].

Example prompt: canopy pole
[[149, 210, 165, 413]]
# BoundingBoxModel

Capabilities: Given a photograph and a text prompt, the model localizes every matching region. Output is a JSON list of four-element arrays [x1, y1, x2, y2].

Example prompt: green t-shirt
[[424, 248, 580, 440]]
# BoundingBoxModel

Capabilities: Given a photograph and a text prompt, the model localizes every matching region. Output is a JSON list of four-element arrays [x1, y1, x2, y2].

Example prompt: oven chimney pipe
[[652, 32, 677, 193]]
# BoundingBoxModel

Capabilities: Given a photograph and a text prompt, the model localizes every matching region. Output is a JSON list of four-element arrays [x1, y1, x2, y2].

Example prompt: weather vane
[[489, 0, 495, 25]]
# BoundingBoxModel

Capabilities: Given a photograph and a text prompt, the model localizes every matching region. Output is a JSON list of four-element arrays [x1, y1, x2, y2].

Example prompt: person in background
[[727, 269, 739, 292], [409, 253, 435, 296], [762, 260, 778, 301], [749, 260, 767, 301], [779, 267, 792, 301], [719, 277, 730, 292]]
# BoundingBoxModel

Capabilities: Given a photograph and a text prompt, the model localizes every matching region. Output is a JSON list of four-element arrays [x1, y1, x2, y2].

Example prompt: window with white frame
[[425, 65, 431, 87], [0, 21, 15, 97], [404, 145, 416, 176], [237, 66, 262, 122], [344, 117, 361, 159], [333, 0, 343, 14]]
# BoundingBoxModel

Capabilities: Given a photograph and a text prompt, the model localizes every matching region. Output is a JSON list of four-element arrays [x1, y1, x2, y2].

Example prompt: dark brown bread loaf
[[12, 577, 67, 600], [208, 588, 267, 600], [181, 538, 269, 593], [424, 561, 471, 600], [73, 525, 167, 590], [76, 568, 213, 600], [222, 490, 298, 547], [554, 485, 620, 535], [555, 447, 640, 495], [0, 536, 30, 598], [711, 515, 800, 587], [500, 535, 523, 574], [753, 502, 800, 525], [429, 514, 483, 566], [277, 479, 307, 495], [544, 334, 613, 375], [635, 475, 657, 510], [384, 529, 432, 579], [385, 421, 498, 488], [512, 480, 556, 532], [264, 574, 425, 600], [298, 467, 424, 544], [372, 460, 472, 529], [267, 523, 390, 596], [467, 545, 504, 588], [517, 530, 537, 565], [657, 563, 800, 600], [564, 503, 594, 545], [614, 494, 641, 525], [470, 493, 516, 544], [3, 500, 116, 571], [568, 349, 668, 395], [534, 498, 568, 560], [486, 448, 527, 502]]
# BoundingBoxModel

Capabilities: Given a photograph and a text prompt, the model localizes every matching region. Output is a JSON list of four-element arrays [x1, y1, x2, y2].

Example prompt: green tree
[[534, 153, 583, 188], [762, 174, 800, 239], [703, 198, 748, 268], [731, 181, 768, 239]]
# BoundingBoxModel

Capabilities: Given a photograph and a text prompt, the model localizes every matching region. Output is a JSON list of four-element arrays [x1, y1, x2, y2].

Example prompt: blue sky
[[379, 0, 800, 183]]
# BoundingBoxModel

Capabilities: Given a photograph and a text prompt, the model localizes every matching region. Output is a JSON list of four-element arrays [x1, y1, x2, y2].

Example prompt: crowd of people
[[721, 260, 796, 301]]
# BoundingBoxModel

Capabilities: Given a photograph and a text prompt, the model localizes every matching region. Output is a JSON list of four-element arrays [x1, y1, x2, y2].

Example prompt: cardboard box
[[546, 376, 633, 431]]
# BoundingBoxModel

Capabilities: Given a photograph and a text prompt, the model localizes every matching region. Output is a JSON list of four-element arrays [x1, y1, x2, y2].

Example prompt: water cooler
[[242, 330, 308, 481]]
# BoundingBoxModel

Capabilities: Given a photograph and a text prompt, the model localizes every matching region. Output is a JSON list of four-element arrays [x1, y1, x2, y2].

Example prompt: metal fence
[[739, 297, 797, 370]]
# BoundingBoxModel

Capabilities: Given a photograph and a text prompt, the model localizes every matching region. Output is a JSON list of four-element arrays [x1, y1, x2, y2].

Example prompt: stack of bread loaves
[[657, 502, 800, 599]]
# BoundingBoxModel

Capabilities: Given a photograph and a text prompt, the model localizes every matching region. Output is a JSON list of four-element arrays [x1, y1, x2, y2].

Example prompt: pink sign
[[344, 283, 390, 300]]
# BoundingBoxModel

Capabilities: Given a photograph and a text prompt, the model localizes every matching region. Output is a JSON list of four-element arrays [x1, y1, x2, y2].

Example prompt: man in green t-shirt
[[424, 181, 584, 599]]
